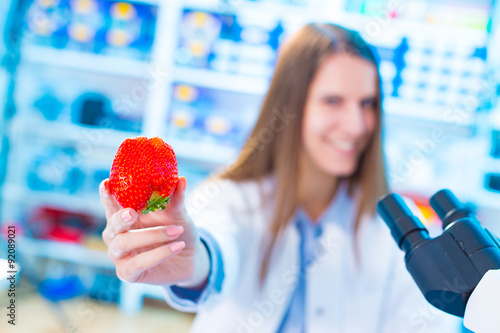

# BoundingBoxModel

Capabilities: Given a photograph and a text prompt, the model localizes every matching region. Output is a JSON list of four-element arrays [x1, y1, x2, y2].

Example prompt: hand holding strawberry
[[99, 137, 210, 287]]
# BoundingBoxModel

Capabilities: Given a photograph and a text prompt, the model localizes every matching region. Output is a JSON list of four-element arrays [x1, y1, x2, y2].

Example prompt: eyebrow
[[320, 94, 377, 101], [361, 96, 377, 103]]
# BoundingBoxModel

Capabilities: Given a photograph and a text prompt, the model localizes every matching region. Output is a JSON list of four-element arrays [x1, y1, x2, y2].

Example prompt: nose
[[342, 103, 369, 137]]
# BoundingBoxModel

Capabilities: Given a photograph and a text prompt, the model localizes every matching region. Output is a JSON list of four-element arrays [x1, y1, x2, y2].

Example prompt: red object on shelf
[[46, 225, 83, 243], [29, 206, 95, 243]]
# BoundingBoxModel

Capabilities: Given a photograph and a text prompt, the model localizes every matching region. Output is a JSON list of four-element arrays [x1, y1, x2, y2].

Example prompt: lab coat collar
[[295, 178, 356, 233]]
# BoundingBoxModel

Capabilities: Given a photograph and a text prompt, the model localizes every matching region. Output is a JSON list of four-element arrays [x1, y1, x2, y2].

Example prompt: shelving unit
[[18, 237, 114, 269], [0, 0, 170, 312], [2, 183, 104, 218], [174, 67, 269, 95], [10, 116, 138, 147], [22, 45, 151, 78], [6, 0, 170, 203]]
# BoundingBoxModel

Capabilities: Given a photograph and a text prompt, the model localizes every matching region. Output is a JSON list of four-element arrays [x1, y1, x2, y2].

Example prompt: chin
[[321, 164, 357, 178]]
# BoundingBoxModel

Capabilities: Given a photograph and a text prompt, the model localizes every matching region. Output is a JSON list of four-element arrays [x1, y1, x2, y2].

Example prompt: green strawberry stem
[[141, 192, 171, 214]]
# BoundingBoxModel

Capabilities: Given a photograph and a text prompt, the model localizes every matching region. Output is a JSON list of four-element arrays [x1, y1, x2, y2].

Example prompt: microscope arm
[[463, 269, 500, 333]]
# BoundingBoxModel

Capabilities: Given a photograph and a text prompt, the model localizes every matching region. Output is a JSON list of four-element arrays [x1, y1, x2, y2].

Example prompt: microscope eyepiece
[[377, 193, 429, 253], [430, 189, 473, 230], [378, 189, 500, 318]]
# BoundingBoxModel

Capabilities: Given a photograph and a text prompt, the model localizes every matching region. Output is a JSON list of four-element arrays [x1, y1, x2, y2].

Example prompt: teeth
[[326, 138, 356, 151]]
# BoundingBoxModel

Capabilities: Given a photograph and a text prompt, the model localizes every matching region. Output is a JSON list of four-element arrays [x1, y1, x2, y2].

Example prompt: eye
[[323, 96, 341, 106], [361, 98, 377, 110]]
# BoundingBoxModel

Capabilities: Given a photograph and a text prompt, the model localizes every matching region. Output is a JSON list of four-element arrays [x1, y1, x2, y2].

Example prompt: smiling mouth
[[325, 137, 358, 154]]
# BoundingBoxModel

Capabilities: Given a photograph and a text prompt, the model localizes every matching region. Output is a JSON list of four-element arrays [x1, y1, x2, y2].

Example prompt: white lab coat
[[165, 176, 462, 333]]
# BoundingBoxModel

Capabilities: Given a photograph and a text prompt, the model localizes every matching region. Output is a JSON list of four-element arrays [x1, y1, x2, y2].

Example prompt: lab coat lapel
[[305, 181, 358, 332], [305, 219, 351, 332], [258, 217, 301, 332]]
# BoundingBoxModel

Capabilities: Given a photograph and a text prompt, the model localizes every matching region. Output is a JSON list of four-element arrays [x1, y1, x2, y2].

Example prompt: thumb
[[168, 176, 187, 208]]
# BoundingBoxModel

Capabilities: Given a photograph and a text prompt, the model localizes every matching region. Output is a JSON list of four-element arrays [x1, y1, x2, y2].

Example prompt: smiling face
[[301, 53, 379, 178]]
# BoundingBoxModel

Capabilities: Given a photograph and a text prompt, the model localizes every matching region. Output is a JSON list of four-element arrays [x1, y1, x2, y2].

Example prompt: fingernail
[[166, 226, 184, 237], [122, 210, 132, 222], [169, 241, 185, 253], [100, 181, 106, 192]]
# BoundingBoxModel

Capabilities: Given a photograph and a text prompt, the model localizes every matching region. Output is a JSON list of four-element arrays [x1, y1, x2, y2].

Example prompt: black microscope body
[[377, 190, 500, 317]]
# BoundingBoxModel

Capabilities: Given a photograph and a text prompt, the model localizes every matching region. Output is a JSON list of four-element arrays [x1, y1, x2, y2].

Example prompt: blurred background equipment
[[0, 0, 500, 332]]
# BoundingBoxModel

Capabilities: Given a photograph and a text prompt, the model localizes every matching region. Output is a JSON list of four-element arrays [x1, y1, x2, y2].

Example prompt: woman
[[100, 24, 460, 332]]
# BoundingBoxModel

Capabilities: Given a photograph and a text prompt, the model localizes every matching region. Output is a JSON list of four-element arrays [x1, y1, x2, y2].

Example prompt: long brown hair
[[219, 23, 388, 284]]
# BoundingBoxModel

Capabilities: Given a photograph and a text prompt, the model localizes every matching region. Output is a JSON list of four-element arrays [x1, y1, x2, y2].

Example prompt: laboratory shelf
[[18, 236, 113, 269], [12, 116, 239, 166], [174, 66, 269, 95], [126, 0, 162, 5], [22, 45, 151, 79], [10, 116, 139, 150], [336, 12, 489, 46], [383, 97, 477, 129], [166, 136, 239, 166], [183, 0, 331, 14], [2, 184, 104, 218]]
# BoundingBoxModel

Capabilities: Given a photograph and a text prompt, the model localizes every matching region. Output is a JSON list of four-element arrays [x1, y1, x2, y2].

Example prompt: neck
[[298, 152, 339, 222]]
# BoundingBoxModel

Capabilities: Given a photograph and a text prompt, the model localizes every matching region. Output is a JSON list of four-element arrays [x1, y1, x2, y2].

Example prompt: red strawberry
[[109, 136, 179, 214]]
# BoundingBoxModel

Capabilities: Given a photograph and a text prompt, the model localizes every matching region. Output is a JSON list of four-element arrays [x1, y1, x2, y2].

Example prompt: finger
[[168, 176, 187, 207], [102, 208, 138, 245], [108, 225, 184, 260], [99, 179, 121, 219], [116, 241, 186, 282]]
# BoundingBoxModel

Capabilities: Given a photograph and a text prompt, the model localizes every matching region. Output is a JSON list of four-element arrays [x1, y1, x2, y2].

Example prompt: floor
[[0, 290, 194, 333]]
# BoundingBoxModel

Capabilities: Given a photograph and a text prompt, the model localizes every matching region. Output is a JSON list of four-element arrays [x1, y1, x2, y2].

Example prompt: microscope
[[377, 190, 500, 333]]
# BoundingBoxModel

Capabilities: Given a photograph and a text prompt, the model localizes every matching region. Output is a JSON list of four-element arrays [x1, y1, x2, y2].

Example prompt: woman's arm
[[163, 178, 246, 311], [163, 229, 225, 312]]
